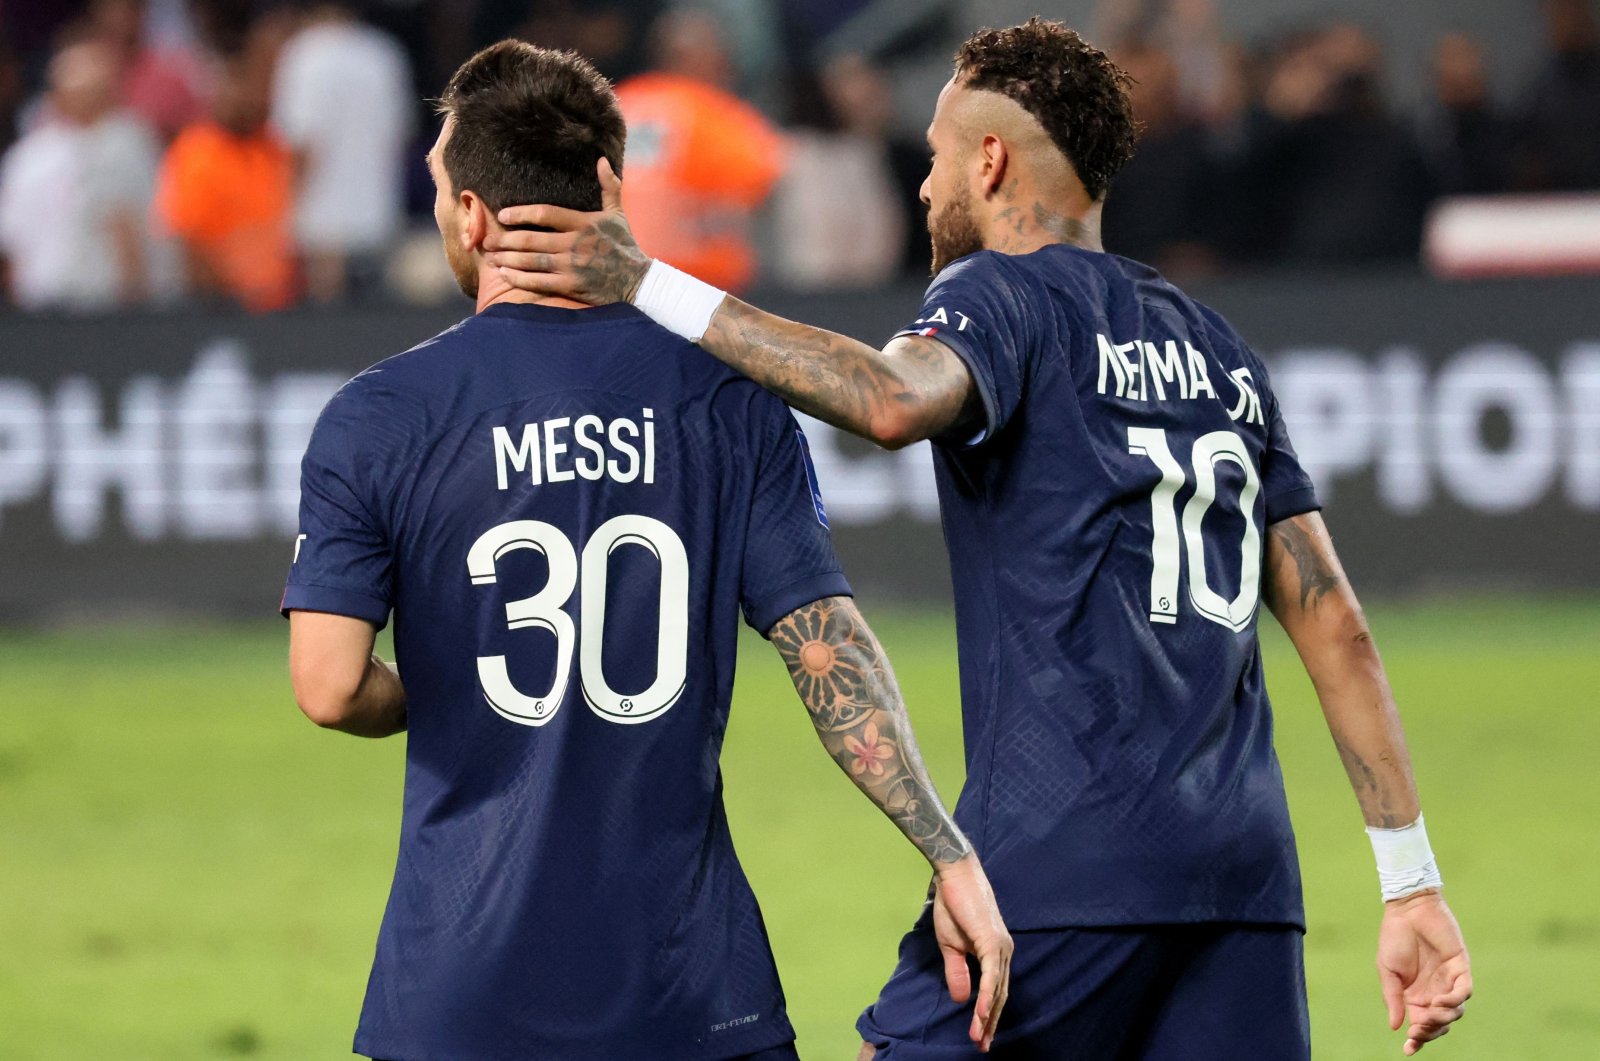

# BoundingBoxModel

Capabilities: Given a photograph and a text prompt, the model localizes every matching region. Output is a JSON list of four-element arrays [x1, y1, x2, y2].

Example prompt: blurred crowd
[[1, 0, 1599, 313]]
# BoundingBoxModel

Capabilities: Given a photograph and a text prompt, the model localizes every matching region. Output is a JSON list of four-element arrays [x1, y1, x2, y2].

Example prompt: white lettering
[[1145, 340, 1187, 401], [1434, 344, 1558, 511], [0, 380, 48, 533], [608, 419, 640, 483], [643, 408, 656, 485], [1186, 343, 1216, 400], [544, 417, 574, 483], [175, 344, 258, 540], [573, 414, 606, 481], [1097, 333, 1128, 397], [1375, 350, 1430, 514], [1225, 367, 1264, 426], [1118, 341, 1143, 399], [494, 424, 540, 489], [53, 375, 166, 542], [1272, 349, 1374, 504], [1565, 344, 1600, 509]]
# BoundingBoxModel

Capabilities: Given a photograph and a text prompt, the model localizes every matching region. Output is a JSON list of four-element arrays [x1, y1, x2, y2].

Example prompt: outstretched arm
[[1264, 512, 1471, 1055], [483, 159, 979, 448], [769, 595, 1011, 1051]]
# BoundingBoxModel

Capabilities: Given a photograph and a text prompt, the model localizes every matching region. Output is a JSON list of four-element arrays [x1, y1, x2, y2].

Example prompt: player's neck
[[982, 192, 1104, 256], [474, 266, 589, 313]]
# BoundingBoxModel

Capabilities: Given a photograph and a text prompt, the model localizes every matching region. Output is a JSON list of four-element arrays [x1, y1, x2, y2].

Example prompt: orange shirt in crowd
[[154, 121, 296, 312], [615, 72, 787, 292]]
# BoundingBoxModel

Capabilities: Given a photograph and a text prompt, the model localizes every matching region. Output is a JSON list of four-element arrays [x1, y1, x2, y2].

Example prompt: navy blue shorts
[[858, 911, 1309, 1060]]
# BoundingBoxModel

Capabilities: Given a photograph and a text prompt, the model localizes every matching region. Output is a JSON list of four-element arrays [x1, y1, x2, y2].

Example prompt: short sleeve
[[280, 390, 394, 627], [1257, 365, 1322, 525], [894, 252, 1041, 447], [739, 399, 852, 636]]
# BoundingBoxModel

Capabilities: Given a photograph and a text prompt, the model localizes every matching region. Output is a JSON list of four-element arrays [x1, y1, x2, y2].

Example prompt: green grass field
[[3, 598, 1599, 1059]]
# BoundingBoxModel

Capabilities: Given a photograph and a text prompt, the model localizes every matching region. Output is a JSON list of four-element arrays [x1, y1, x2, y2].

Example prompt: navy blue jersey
[[902, 245, 1320, 930], [282, 302, 849, 1061]]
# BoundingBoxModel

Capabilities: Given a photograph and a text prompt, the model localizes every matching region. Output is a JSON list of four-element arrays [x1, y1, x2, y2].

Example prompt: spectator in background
[[1425, 32, 1513, 195], [155, 49, 296, 312], [615, 8, 786, 292], [0, 40, 21, 155], [479, 0, 664, 84], [272, 3, 412, 302], [769, 53, 906, 291], [1242, 24, 1434, 266], [0, 39, 176, 311], [1096, 0, 1233, 124], [89, 0, 209, 143], [1102, 37, 1219, 277], [1514, 0, 1600, 190]]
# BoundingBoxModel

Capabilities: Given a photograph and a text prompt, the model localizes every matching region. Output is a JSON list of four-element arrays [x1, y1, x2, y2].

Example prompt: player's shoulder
[[315, 318, 480, 434], [696, 351, 797, 445]]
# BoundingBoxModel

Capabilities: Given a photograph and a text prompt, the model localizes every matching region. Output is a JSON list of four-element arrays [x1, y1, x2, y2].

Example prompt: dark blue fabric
[[899, 246, 1320, 929], [284, 300, 844, 1060], [859, 906, 1309, 1059]]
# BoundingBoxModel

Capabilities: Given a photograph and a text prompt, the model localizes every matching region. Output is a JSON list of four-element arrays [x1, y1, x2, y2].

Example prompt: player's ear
[[459, 189, 488, 251], [978, 133, 1009, 199]]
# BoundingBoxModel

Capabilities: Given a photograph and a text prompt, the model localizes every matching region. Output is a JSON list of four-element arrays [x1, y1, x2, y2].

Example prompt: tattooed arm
[[483, 160, 981, 449], [1262, 511, 1418, 829], [770, 595, 970, 864], [1264, 512, 1471, 1056], [769, 595, 1012, 1050]]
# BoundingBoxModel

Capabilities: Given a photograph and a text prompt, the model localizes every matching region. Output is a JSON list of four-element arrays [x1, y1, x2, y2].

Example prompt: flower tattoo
[[844, 722, 897, 776]]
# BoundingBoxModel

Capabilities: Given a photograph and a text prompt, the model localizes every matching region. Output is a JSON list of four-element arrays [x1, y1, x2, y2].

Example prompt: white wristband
[[632, 259, 727, 342], [1367, 815, 1444, 902]]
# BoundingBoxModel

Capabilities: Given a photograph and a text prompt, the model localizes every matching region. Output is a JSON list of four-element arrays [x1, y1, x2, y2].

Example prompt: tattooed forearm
[[1265, 512, 1423, 831], [771, 597, 972, 865], [1269, 517, 1342, 610], [702, 298, 979, 447], [1334, 737, 1407, 828]]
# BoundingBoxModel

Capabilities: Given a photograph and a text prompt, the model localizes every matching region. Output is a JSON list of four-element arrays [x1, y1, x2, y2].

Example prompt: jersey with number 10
[[905, 245, 1321, 931], [282, 302, 848, 1061]]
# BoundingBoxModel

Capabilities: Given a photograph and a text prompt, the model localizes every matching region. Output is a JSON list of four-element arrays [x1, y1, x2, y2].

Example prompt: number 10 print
[[1128, 427, 1262, 633]]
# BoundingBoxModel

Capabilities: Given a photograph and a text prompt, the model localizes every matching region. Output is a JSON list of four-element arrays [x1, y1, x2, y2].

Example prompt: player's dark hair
[[437, 40, 625, 214], [954, 18, 1136, 201]]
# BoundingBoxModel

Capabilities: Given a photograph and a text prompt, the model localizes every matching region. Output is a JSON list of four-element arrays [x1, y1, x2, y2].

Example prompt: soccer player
[[481, 18, 1472, 1059], [282, 42, 1011, 1061]]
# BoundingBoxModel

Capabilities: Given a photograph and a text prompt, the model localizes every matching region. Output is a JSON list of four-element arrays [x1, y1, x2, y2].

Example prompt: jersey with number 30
[[905, 245, 1320, 931], [282, 302, 848, 1061]]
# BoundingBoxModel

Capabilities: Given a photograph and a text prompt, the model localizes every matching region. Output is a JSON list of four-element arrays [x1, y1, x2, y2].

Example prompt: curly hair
[[954, 18, 1136, 201]]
